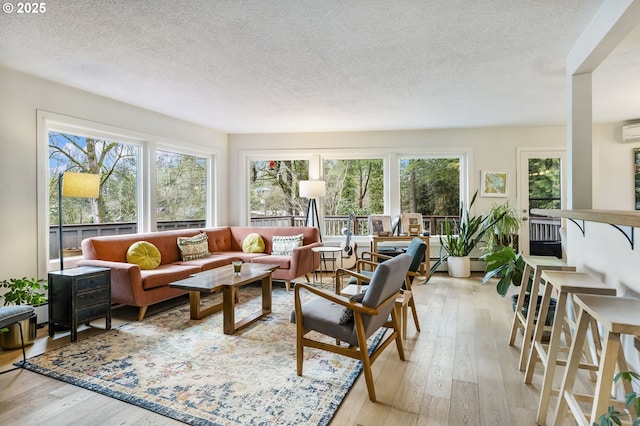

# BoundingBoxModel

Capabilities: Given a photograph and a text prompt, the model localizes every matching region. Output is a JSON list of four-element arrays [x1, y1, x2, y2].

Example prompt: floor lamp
[[58, 172, 100, 271], [299, 180, 326, 242]]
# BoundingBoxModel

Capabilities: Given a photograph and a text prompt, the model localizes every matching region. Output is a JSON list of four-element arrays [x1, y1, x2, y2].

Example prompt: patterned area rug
[[23, 284, 383, 425]]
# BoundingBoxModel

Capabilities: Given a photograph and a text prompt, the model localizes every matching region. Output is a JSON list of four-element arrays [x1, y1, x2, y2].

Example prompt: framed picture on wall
[[480, 170, 508, 197]]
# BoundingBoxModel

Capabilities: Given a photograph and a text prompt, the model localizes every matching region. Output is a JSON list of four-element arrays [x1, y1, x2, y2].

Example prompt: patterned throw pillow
[[338, 292, 366, 325], [242, 233, 265, 253], [271, 234, 304, 256], [126, 241, 161, 270], [177, 232, 210, 261]]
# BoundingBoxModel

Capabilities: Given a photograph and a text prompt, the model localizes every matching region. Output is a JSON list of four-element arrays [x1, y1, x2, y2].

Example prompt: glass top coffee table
[[170, 263, 279, 335]]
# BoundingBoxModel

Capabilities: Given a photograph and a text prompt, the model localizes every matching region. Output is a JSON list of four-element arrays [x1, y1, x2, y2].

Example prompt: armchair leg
[[409, 298, 421, 332], [285, 281, 291, 291], [391, 307, 405, 361], [354, 314, 378, 402], [296, 338, 304, 376]]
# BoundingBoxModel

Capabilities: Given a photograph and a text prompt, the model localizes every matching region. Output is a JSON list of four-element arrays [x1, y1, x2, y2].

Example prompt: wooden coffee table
[[170, 263, 279, 335]]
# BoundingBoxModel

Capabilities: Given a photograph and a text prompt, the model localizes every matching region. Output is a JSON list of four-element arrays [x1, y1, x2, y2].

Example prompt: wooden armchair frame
[[337, 251, 421, 337], [293, 281, 405, 402]]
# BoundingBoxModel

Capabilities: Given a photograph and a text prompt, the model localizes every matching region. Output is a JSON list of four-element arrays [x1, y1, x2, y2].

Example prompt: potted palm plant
[[0, 276, 48, 349], [430, 191, 504, 277]]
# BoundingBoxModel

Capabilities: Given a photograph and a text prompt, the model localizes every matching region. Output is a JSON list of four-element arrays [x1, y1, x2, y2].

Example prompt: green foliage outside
[[49, 133, 207, 225], [324, 159, 384, 215], [249, 160, 309, 216], [528, 158, 561, 209], [400, 158, 460, 215]]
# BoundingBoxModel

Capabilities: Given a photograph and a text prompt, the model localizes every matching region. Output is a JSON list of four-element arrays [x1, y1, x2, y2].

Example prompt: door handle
[[522, 216, 529, 222]]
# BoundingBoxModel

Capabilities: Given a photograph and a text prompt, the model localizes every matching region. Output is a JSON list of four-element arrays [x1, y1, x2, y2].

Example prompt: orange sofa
[[79, 227, 322, 320]]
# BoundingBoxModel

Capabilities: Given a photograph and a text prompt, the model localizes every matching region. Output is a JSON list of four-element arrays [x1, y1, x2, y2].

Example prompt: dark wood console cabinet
[[48, 266, 111, 342]]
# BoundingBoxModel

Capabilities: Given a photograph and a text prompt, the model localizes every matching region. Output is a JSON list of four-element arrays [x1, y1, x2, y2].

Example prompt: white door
[[517, 150, 567, 256]]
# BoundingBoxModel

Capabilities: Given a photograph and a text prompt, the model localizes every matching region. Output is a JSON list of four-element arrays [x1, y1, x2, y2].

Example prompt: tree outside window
[[249, 160, 309, 222], [156, 150, 207, 221], [49, 131, 139, 259], [399, 158, 460, 234], [323, 159, 384, 216]]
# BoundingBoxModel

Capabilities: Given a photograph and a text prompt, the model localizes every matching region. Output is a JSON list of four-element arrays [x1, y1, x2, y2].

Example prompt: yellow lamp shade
[[62, 172, 100, 198]]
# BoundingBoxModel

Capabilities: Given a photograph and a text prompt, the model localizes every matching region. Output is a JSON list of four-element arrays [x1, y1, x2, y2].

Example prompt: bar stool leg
[[589, 332, 621, 424], [519, 267, 543, 371], [553, 308, 592, 426], [509, 263, 532, 346], [530, 286, 568, 425]]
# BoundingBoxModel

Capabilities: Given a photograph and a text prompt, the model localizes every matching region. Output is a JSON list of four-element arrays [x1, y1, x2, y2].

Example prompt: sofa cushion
[[271, 234, 304, 256], [242, 233, 265, 253], [126, 241, 161, 270], [177, 232, 210, 261], [251, 255, 291, 270]]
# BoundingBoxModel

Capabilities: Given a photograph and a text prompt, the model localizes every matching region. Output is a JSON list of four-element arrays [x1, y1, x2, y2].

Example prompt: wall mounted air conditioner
[[622, 120, 640, 143]]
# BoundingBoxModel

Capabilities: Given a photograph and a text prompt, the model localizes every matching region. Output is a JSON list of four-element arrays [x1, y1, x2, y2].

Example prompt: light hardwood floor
[[0, 273, 593, 425]]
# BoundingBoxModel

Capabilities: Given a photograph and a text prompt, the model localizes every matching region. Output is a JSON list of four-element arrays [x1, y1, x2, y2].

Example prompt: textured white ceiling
[[1, 0, 638, 133]]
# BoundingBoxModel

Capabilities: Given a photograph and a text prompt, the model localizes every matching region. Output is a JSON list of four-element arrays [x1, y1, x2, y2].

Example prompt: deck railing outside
[[51, 215, 560, 259]]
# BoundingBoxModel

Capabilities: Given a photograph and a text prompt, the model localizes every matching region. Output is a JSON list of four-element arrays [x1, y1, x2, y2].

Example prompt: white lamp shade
[[299, 180, 326, 198], [62, 172, 100, 198]]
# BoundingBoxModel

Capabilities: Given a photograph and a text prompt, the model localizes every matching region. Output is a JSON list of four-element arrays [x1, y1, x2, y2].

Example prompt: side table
[[48, 266, 111, 342], [311, 246, 343, 289], [370, 235, 430, 276]]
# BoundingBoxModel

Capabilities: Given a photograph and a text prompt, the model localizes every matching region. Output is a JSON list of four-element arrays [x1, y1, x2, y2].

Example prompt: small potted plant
[[0, 277, 48, 349]]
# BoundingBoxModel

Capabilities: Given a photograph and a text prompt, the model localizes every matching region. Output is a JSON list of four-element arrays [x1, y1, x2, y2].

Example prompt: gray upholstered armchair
[[291, 253, 412, 402], [343, 237, 425, 336]]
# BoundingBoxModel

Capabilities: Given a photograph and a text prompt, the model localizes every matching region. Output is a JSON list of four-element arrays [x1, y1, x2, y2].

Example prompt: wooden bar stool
[[524, 271, 616, 425], [509, 255, 576, 371], [554, 294, 640, 426]]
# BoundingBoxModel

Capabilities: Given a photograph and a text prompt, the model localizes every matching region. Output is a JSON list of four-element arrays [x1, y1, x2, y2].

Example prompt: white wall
[[0, 67, 228, 281], [566, 122, 640, 296]]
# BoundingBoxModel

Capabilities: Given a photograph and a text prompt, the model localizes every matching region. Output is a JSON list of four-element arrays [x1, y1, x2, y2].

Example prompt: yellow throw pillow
[[242, 233, 265, 253], [126, 241, 161, 270]]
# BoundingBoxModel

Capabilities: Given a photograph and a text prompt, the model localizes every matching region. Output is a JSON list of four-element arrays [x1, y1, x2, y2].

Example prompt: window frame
[[37, 111, 217, 276], [239, 148, 472, 242]]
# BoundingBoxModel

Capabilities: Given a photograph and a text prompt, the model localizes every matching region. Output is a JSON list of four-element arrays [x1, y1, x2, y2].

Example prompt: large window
[[157, 150, 207, 221], [49, 131, 140, 259], [249, 160, 309, 226], [399, 157, 460, 235], [323, 159, 384, 216], [41, 113, 215, 268], [242, 152, 466, 239], [323, 159, 384, 236]]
